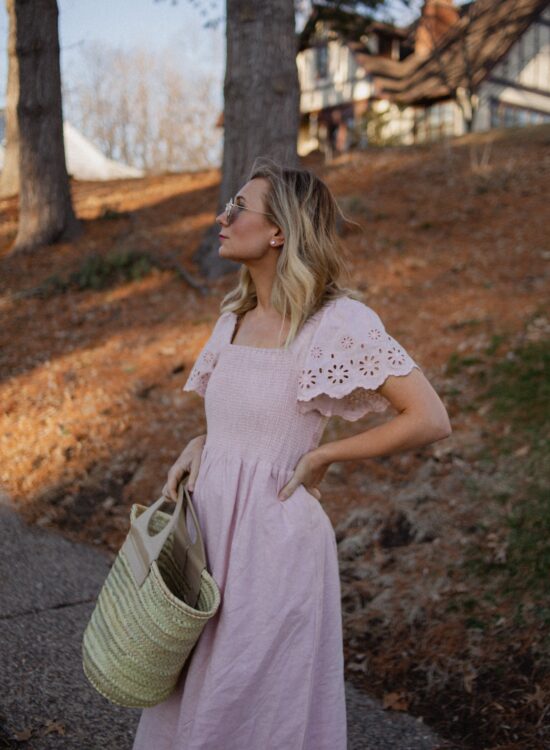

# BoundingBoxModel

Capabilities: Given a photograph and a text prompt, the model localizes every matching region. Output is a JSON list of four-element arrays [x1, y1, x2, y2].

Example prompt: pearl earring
[[270, 240, 276, 246]]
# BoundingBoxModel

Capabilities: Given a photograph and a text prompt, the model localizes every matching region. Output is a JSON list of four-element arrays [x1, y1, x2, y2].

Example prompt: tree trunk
[[193, 0, 300, 279], [10, 0, 81, 254], [0, 0, 20, 198]]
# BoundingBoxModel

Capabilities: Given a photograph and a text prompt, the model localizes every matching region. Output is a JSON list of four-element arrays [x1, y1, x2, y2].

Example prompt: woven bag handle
[[171, 475, 208, 607], [121, 474, 207, 606]]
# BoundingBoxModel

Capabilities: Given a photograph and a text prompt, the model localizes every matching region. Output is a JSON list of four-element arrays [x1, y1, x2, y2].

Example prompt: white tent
[[62, 121, 144, 180], [0, 119, 144, 181]]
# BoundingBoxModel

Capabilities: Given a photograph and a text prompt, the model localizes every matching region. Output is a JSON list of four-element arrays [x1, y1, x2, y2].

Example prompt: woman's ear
[[270, 229, 285, 248]]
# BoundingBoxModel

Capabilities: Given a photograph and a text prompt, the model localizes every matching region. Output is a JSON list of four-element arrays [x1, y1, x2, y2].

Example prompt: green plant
[[505, 478, 550, 594], [40, 250, 155, 296], [461, 336, 550, 620], [39, 274, 70, 295], [484, 333, 506, 356], [445, 352, 485, 376], [363, 106, 403, 147], [100, 206, 130, 220], [480, 339, 550, 432]]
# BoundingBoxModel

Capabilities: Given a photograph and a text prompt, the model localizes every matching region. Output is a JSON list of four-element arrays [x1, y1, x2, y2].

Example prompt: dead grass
[[1, 123, 549, 749]]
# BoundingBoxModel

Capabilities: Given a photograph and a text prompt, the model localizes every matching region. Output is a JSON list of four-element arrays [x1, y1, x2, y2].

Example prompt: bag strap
[[121, 474, 207, 607]]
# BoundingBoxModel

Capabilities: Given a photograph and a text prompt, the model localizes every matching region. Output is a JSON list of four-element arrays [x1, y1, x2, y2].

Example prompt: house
[[0, 110, 144, 180], [297, 0, 550, 153]]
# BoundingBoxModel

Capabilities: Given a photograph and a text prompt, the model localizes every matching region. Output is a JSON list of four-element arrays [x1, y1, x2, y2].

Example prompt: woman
[[132, 157, 452, 750]]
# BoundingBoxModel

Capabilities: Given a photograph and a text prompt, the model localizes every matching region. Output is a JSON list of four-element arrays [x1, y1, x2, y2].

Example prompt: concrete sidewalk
[[0, 496, 448, 750]]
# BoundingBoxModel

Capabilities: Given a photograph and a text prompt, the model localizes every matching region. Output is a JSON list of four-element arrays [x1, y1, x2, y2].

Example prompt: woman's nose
[[216, 210, 228, 226]]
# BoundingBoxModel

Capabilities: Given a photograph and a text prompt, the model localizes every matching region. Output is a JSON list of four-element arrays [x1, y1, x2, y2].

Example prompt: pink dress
[[131, 295, 419, 750]]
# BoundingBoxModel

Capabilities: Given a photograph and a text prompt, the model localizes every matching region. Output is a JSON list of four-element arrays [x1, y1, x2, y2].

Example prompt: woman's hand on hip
[[278, 450, 331, 502]]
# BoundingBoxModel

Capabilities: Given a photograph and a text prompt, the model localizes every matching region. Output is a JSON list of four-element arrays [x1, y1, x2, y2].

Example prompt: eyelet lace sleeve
[[297, 297, 421, 421], [182, 313, 230, 398]]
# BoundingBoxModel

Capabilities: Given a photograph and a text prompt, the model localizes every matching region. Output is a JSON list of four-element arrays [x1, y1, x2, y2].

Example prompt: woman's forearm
[[312, 412, 451, 466]]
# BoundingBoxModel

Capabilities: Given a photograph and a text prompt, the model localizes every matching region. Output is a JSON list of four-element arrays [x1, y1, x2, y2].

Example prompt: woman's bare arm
[[312, 368, 451, 466]]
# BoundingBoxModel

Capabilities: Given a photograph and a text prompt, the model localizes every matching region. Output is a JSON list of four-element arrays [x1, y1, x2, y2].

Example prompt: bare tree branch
[[63, 42, 221, 172]]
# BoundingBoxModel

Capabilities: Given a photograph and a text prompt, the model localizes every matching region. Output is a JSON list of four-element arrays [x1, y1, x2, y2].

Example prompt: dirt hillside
[[1, 124, 549, 750]]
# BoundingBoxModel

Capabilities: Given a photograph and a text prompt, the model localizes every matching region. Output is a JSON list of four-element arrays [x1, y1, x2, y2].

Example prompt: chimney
[[414, 0, 459, 58]]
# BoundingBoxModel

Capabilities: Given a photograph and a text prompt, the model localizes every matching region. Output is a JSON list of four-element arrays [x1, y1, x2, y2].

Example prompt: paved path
[[0, 496, 448, 749]]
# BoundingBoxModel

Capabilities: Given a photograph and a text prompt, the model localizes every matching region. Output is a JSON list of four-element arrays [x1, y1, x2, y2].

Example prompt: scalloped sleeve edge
[[297, 361, 422, 421]]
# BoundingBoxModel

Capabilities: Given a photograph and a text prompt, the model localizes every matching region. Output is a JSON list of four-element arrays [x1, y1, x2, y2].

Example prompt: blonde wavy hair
[[220, 156, 364, 348]]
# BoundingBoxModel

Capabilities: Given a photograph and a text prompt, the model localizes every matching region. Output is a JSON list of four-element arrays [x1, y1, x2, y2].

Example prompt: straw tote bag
[[82, 473, 221, 708]]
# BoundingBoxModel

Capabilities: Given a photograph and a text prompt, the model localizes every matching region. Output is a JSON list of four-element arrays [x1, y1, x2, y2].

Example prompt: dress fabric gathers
[[131, 295, 420, 750]]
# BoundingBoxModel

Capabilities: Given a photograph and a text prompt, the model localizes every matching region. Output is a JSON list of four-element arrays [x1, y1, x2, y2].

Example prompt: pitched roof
[[348, 41, 417, 83], [381, 0, 550, 105], [298, 1, 409, 51]]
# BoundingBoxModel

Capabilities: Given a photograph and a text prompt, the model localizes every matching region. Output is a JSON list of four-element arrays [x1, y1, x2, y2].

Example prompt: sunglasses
[[224, 198, 273, 225]]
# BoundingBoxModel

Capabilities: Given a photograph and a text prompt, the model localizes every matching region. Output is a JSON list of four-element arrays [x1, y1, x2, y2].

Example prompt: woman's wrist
[[310, 444, 333, 469]]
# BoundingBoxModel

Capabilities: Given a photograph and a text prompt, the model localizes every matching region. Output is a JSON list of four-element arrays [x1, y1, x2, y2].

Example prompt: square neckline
[[226, 300, 336, 353], [227, 311, 293, 352]]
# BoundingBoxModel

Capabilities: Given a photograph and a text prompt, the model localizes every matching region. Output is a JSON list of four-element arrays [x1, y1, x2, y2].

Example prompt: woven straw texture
[[82, 503, 221, 708]]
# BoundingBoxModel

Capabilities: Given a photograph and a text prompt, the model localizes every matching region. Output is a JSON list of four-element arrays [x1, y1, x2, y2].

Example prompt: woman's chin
[[219, 245, 236, 260]]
